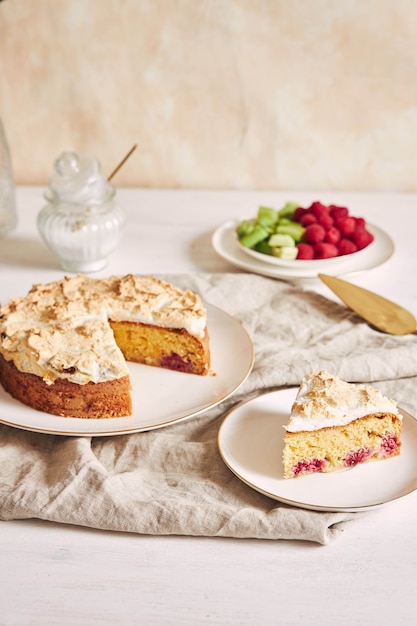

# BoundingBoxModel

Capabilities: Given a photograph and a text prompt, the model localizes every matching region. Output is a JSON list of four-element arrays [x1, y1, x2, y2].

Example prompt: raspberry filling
[[291, 433, 400, 477], [160, 352, 193, 373], [380, 434, 400, 457], [344, 448, 372, 467], [293, 458, 327, 477]]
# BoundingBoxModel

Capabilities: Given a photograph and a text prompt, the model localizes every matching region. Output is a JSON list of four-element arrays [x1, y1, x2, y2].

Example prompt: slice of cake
[[0, 274, 210, 419], [282, 371, 402, 479]]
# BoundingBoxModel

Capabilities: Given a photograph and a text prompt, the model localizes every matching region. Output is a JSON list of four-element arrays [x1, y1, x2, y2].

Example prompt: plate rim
[[218, 387, 417, 512], [212, 220, 395, 280], [0, 303, 254, 437]]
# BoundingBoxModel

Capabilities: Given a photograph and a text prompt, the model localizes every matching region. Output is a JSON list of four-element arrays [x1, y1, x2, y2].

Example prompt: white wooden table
[[1, 187, 416, 625]]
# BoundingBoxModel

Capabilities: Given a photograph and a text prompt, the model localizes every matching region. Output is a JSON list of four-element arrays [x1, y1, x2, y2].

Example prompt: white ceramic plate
[[218, 388, 417, 512], [212, 221, 394, 280], [0, 304, 254, 437]]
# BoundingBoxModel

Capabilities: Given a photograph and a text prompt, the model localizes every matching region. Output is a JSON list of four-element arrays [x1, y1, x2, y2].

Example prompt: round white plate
[[212, 221, 394, 280], [218, 388, 417, 512], [0, 304, 254, 437]]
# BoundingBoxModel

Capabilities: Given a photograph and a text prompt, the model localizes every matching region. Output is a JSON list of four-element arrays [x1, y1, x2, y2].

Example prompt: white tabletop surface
[[1, 187, 417, 625]]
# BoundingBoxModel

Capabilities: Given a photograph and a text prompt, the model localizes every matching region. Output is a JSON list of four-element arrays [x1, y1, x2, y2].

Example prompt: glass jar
[[0, 117, 17, 238], [37, 151, 126, 273]]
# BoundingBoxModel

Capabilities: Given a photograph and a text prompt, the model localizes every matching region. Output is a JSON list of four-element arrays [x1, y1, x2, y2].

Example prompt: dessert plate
[[212, 221, 394, 280], [0, 304, 254, 437], [218, 388, 417, 512]]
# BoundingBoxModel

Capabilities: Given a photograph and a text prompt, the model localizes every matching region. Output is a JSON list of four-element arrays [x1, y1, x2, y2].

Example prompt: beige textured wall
[[1, 0, 417, 191]]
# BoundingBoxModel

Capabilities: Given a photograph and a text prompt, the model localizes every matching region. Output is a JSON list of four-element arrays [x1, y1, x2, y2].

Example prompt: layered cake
[[0, 274, 210, 418], [282, 371, 402, 479]]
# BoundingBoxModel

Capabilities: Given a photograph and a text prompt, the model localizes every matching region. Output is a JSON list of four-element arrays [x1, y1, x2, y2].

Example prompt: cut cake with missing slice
[[282, 370, 402, 479], [0, 274, 211, 419]]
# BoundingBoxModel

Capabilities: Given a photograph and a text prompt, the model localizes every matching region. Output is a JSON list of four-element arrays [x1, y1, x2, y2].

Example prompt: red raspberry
[[296, 243, 314, 259], [309, 201, 329, 219], [300, 212, 317, 226], [338, 238, 358, 256], [293, 207, 307, 222], [330, 205, 349, 220], [344, 448, 372, 467], [353, 228, 374, 250], [314, 243, 338, 259], [325, 226, 341, 245], [334, 216, 356, 236], [303, 223, 326, 244], [317, 212, 334, 229], [354, 217, 366, 230]]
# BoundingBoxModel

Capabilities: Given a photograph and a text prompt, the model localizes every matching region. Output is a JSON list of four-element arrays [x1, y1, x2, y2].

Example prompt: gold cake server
[[318, 273, 417, 336]]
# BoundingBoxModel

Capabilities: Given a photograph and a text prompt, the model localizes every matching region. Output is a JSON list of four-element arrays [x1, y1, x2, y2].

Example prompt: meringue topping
[[0, 274, 207, 385], [285, 370, 400, 433]]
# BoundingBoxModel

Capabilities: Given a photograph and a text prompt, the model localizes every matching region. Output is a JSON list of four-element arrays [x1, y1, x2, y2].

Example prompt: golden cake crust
[[0, 353, 132, 419]]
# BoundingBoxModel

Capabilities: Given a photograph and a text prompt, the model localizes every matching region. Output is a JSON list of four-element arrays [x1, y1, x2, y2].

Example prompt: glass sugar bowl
[[37, 151, 126, 273], [0, 117, 18, 238]]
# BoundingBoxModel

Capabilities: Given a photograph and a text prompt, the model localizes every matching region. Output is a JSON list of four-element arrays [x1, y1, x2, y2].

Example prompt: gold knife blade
[[318, 274, 417, 336]]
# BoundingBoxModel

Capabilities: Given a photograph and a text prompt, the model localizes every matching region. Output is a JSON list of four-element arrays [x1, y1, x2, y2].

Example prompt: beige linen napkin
[[1, 273, 417, 545]]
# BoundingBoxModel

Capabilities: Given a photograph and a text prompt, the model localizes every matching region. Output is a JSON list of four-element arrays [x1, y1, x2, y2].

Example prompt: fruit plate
[[0, 304, 254, 437], [236, 233, 375, 269], [212, 221, 394, 280], [218, 388, 417, 512]]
